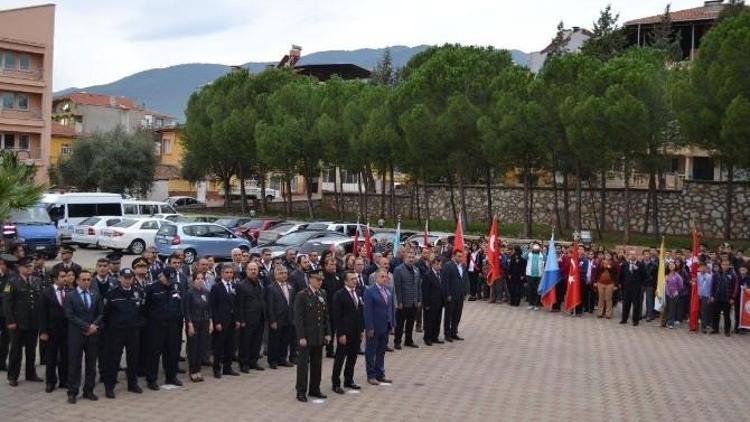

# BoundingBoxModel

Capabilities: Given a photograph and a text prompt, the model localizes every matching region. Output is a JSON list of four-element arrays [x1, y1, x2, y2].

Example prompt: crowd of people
[[0, 240, 472, 404]]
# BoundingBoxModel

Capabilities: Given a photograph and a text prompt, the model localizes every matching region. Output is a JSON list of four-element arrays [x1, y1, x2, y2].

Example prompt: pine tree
[[371, 49, 395, 86], [650, 4, 683, 61], [580, 5, 627, 61]]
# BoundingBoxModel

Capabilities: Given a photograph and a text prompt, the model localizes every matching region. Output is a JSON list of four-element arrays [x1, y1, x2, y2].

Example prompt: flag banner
[[453, 215, 465, 263], [655, 237, 667, 312], [424, 220, 430, 248], [364, 223, 372, 260], [688, 229, 700, 331], [354, 220, 361, 257], [740, 288, 750, 329], [486, 217, 500, 286], [564, 241, 581, 312], [393, 221, 401, 256], [538, 235, 560, 309]]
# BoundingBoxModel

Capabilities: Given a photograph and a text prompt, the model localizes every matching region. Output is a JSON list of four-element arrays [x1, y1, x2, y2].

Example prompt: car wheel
[[184, 248, 197, 265], [129, 239, 146, 255]]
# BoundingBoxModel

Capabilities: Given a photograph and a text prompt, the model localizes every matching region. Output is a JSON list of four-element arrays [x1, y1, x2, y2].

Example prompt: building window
[[2, 133, 15, 149], [16, 94, 28, 110], [162, 138, 172, 154], [1, 92, 14, 109], [61, 144, 73, 155], [18, 134, 29, 150], [18, 55, 30, 70], [3, 52, 15, 69]]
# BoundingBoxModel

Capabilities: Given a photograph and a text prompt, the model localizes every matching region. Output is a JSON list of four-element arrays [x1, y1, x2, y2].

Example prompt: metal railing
[[0, 106, 42, 120], [1, 147, 42, 160], [0, 66, 44, 81]]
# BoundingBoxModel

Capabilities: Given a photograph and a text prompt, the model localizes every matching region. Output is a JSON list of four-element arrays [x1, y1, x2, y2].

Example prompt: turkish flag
[[740, 288, 750, 329], [453, 215, 465, 262], [485, 217, 501, 286], [363, 223, 372, 260], [563, 241, 581, 312], [688, 229, 700, 331]]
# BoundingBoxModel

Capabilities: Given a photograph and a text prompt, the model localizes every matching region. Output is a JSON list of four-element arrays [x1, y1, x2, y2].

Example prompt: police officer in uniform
[[294, 270, 330, 402], [102, 268, 145, 399], [106, 252, 123, 278], [0, 254, 15, 371], [3, 256, 43, 386], [131, 257, 150, 376], [145, 267, 183, 389]]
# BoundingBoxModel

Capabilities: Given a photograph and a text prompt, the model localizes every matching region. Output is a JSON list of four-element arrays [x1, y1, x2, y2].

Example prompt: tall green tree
[[0, 151, 45, 220], [649, 4, 683, 62], [673, 10, 750, 239], [580, 5, 627, 61]]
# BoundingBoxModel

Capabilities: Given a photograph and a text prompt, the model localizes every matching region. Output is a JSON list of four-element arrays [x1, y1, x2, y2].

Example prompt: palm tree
[[0, 150, 45, 220]]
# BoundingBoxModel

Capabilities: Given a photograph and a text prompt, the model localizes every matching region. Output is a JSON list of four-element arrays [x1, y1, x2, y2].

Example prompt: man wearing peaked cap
[[52, 245, 82, 278], [106, 253, 123, 278]]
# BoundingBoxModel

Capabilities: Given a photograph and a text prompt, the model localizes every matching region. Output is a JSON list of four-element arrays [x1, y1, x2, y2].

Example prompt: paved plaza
[[2, 259, 749, 422]]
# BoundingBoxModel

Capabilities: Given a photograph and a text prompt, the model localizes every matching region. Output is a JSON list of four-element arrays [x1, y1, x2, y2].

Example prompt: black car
[[249, 230, 346, 257]]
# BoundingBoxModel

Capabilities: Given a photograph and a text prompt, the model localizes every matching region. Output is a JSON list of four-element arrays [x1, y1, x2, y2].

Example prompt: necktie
[[82, 291, 90, 309], [282, 284, 289, 303], [225, 282, 231, 294], [350, 289, 357, 308], [58, 288, 64, 306], [378, 286, 387, 303]]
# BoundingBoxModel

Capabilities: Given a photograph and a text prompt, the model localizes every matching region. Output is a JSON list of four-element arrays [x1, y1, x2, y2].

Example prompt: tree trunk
[[643, 172, 655, 235], [652, 176, 660, 238], [332, 167, 340, 220], [457, 172, 468, 225], [599, 169, 606, 239], [415, 178, 421, 225], [725, 164, 734, 240], [389, 164, 396, 220], [286, 174, 293, 217], [260, 166, 268, 213], [562, 172, 570, 230], [587, 179, 602, 239], [363, 167, 369, 220], [523, 167, 532, 238], [422, 172, 431, 223], [575, 164, 583, 231], [485, 167, 493, 224], [551, 159, 562, 233], [357, 171, 364, 219], [448, 174, 458, 222], [380, 170, 386, 220], [337, 165, 345, 218], [223, 176, 232, 208], [238, 167, 247, 215], [623, 160, 631, 245], [305, 172, 315, 219]]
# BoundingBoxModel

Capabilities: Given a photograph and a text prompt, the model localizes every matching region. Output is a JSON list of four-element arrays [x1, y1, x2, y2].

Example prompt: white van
[[42, 193, 125, 239], [122, 200, 177, 217]]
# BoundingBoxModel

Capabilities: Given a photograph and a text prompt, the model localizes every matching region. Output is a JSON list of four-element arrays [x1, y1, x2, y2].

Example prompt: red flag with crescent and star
[[564, 241, 581, 312], [485, 217, 501, 286]]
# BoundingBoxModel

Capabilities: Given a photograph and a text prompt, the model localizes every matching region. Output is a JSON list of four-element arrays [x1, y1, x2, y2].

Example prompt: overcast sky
[[5, 0, 701, 90]]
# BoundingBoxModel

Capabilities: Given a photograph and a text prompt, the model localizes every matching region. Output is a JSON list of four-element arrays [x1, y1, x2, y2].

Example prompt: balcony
[[1, 147, 42, 160], [0, 66, 44, 81], [0, 106, 42, 120]]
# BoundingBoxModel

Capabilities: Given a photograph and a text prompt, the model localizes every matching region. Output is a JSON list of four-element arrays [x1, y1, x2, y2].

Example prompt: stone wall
[[320, 181, 750, 239]]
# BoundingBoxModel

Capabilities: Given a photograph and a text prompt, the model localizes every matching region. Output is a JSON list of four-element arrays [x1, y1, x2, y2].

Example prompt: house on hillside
[[528, 26, 592, 73]]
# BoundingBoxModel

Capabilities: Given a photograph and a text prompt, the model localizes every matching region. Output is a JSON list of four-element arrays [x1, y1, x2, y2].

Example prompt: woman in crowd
[[183, 272, 212, 382]]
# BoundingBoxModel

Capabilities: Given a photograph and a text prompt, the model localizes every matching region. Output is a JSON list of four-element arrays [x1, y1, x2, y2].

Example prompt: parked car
[[250, 230, 346, 257], [214, 217, 255, 231], [99, 218, 168, 255], [4, 203, 60, 259], [226, 186, 280, 201], [304, 222, 375, 237], [154, 222, 252, 264], [371, 230, 418, 244], [235, 218, 286, 242], [173, 215, 220, 223], [166, 196, 207, 210], [71, 216, 124, 248], [256, 221, 310, 245], [298, 234, 365, 256], [403, 231, 455, 248]]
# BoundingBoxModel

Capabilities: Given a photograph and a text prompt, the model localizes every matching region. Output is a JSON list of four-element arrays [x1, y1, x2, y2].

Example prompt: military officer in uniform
[[106, 252, 123, 278], [0, 254, 14, 371], [131, 257, 150, 376], [102, 268, 145, 399], [32, 253, 51, 288], [51, 245, 82, 279], [145, 267, 183, 389], [93, 257, 117, 378], [294, 270, 330, 402], [3, 256, 43, 386]]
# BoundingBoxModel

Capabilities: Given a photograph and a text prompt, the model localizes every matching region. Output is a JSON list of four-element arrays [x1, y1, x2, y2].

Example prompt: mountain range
[[56, 45, 530, 121]]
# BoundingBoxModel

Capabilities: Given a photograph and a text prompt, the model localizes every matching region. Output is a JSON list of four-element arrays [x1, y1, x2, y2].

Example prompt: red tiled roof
[[51, 121, 76, 137], [624, 2, 726, 26], [54, 92, 140, 110]]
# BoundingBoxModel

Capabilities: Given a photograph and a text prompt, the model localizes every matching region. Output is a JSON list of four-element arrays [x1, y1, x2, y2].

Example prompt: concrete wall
[[321, 181, 750, 239]]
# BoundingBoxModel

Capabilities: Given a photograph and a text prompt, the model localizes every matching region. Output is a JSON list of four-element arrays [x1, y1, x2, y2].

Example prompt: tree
[[674, 10, 750, 239], [371, 49, 397, 86], [0, 151, 45, 220], [580, 5, 627, 61], [58, 127, 156, 196], [649, 4, 682, 62]]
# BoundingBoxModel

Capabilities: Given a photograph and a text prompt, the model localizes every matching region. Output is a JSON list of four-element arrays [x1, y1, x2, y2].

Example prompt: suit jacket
[[393, 264, 422, 307], [322, 272, 343, 312], [421, 268, 445, 309], [265, 282, 295, 327], [51, 261, 83, 278], [289, 269, 309, 293], [64, 288, 104, 335], [441, 260, 469, 299], [38, 285, 70, 335], [235, 277, 264, 325], [210, 280, 236, 326], [619, 261, 645, 290], [332, 287, 363, 338], [363, 284, 393, 335]]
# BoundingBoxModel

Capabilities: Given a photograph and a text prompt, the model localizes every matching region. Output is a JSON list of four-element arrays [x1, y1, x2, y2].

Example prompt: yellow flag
[[655, 237, 666, 312]]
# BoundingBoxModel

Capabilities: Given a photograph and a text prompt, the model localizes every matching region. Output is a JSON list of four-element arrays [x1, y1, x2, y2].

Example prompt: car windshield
[[79, 217, 101, 226], [157, 224, 177, 236], [240, 220, 264, 229], [276, 231, 318, 246], [214, 218, 238, 227], [306, 223, 330, 231], [270, 223, 294, 233], [10, 206, 52, 224], [112, 219, 138, 228]]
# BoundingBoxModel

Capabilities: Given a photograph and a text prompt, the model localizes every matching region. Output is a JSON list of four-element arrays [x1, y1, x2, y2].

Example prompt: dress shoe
[[105, 389, 115, 399], [452, 335, 464, 341], [325, 352, 335, 359], [67, 395, 77, 404], [82, 391, 98, 401], [214, 370, 222, 378], [376, 377, 392, 384], [632, 322, 639, 326], [444, 337, 453, 343], [179, 356, 186, 362], [128, 385, 143, 394], [223, 369, 241, 376], [8, 379, 18, 387], [26, 375, 43, 382], [309, 392, 327, 399], [367, 378, 380, 385], [279, 361, 294, 368], [0, 364, 7, 371], [332, 386, 345, 395], [432, 339, 444, 344], [394, 343, 402, 350], [416, 327, 423, 333], [424, 340, 433, 346], [405, 342, 419, 348], [58, 382, 67, 389], [45, 384, 55, 393], [344, 383, 361, 390], [619, 320, 627, 324], [147, 382, 160, 391], [296, 392, 308, 402], [289, 357, 298, 364], [167, 378, 183, 386], [240, 365, 250, 373], [177, 368, 186, 374], [251, 365, 265, 371], [269, 363, 278, 370], [386, 346, 394, 352]]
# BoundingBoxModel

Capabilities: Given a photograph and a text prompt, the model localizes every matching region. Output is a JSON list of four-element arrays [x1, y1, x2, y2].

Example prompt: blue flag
[[393, 221, 401, 256], [537, 235, 560, 308]]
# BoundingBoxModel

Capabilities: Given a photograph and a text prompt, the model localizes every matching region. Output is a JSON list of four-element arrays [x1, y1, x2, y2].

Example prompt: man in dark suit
[[209, 264, 240, 378], [619, 250, 645, 326], [442, 250, 468, 341], [422, 256, 445, 345], [331, 270, 363, 394], [363, 268, 394, 385], [236, 262, 266, 372], [265, 266, 295, 369], [289, 255, 311, 293], [38, 267, 70, 392], [51, 245, 82, 279], [64, 270, 103, 403], [32, 253, 51, 288], [294, 270, 330, 402], [393, 250, 422, 349], [92, 257, 117, 378], [3, 256, 42, 386], [321, 257, 342, 358]]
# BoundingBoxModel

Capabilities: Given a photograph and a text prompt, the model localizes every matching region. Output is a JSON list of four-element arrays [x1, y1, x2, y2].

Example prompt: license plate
[[75, 229, 84, 234], [35, 246, 45, 250]]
